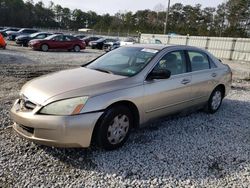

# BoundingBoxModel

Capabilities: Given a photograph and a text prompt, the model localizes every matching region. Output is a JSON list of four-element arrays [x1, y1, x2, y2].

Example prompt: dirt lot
[[0, 44, 250, 187]]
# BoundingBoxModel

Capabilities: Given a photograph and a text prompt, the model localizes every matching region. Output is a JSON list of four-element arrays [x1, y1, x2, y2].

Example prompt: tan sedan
[[11, 44, 232, 150]]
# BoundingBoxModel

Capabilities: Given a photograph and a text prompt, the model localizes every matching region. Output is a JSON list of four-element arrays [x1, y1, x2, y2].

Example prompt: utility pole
[[164, 0, 171, 35]]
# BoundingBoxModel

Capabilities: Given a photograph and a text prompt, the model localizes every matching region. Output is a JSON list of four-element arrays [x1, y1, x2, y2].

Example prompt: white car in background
[[120, 37, 136, 46]]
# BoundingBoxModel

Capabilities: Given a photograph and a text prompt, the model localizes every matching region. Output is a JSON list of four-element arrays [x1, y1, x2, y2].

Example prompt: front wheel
[[95, 106, 133, 150], [205, 87, 223, 114], [41, 44, 49, 52]]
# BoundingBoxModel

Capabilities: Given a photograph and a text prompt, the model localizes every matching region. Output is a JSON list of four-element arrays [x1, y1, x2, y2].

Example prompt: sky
[[31, 0, 225, 15]]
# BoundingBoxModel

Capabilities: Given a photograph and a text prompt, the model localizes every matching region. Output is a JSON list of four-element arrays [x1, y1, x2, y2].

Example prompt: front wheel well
[[40, 43, 49, 49], [105, 101, 140, 128], [91, 100, 140, 145]]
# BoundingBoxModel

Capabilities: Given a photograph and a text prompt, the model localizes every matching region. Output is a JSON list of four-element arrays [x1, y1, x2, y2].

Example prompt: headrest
[[192, 56, 204, 63], [165, 54, 177, 62]]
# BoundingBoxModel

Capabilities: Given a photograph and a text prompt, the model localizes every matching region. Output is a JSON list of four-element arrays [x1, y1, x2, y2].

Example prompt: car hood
[[21, 67, 130, 105]]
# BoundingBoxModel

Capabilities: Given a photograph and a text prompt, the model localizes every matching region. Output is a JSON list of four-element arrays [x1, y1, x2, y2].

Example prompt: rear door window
[[188, 51, 210, 71], [26, 30, 36, 34], [64, 36, 76, 41]]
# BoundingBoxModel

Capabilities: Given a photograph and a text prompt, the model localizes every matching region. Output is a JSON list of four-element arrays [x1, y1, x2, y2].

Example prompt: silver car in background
[[11, 44, 232, 150]]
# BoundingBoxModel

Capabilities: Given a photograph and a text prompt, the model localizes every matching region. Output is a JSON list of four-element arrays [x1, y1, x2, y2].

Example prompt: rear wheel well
[[215, 84, 225, 98], [73, 44, 81, 51]]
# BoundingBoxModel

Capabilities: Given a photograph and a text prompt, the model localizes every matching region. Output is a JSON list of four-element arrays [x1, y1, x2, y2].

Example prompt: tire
[[74, 45, 81, 52], [205, 87, 223, 114], [95, 106, 133, 150], [24, 42, 28, 47], [41, 44, 49, 52]]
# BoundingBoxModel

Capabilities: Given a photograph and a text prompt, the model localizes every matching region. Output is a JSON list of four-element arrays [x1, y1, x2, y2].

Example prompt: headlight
[[40, 97, 88, 115]]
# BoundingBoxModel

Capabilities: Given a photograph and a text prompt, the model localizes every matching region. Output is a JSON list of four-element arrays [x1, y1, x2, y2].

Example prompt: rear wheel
[[23, 42, 28, 47], [95, 106, 133, 150], [205, 87, 223, 114], [74, 45, 81, 52], [41, 44, 49, 52]]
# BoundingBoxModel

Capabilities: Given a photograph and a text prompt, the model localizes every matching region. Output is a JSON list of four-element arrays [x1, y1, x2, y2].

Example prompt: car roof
[[124, 44, 208, 52], [124, 44, 170, 50], [19, 28, 37, 31], [33, 32, 50, 35]]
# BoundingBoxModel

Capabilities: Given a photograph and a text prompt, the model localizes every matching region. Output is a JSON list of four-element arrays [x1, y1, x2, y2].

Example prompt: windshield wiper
[[92, 68, 113, 74]]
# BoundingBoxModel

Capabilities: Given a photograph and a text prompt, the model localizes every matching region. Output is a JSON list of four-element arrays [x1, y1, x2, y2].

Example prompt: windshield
[[87, 47, 159, 77], [95, 38, 105, 42], [30, 33, 39, 37]]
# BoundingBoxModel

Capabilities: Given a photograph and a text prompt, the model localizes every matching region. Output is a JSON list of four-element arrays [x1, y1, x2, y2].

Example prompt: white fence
[[140, 34, 250, 62]]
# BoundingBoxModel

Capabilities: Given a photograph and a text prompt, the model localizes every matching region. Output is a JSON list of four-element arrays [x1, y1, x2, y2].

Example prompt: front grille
[[19, 124, 34, 134]]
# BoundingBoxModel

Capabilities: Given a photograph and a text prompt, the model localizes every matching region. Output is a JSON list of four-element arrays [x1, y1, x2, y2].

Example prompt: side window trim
[[184, 50, 192, 73]]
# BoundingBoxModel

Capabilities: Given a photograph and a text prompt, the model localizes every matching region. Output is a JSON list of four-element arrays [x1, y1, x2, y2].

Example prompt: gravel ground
[[0, 42, 104, 65], [0, 45, 250, 187]]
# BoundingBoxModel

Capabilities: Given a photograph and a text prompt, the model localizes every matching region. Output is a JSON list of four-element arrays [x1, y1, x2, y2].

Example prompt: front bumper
[[10, 103, 103, 148], [29, 43, 40, 50], [16, 40, 26, 45]]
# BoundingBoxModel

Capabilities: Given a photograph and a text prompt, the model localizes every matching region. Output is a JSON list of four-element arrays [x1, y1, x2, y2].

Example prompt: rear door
[[64, 36, 76, 49], [144, 50, 193, 120], [186, 50, 218, 105]]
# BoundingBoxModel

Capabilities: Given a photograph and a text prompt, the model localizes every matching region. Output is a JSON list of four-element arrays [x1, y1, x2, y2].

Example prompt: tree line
[[0, 0, 249, 37]]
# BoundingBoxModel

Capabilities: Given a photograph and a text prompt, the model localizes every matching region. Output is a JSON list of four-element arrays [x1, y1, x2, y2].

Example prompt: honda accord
[[11, 44, 232, 150]]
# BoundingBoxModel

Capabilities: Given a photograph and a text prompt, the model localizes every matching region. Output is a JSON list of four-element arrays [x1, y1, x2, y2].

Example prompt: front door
[[143, 50, 193, 121]]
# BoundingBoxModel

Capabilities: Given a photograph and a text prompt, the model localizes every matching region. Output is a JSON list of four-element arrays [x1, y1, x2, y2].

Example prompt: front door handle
[[181, 79, 191, 85], [211, 73, 217, 77]]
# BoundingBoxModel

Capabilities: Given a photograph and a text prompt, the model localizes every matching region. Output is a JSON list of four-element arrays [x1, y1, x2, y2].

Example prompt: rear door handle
[[211, 73, 217, 77], [181, 79, 191, 85]]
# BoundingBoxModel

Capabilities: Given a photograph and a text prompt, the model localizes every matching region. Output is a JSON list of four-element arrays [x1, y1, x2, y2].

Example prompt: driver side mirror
[[147, 69, 171, 80]]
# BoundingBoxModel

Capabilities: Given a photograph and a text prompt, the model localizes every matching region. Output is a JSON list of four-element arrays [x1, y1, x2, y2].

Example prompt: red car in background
[[29, 34, 86, 52]]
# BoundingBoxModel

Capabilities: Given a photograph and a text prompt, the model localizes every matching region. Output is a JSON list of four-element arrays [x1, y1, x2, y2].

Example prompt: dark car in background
[[7, 28, 39, 41], [81, 36, 101, 46], [0, 28, 20, 37], [89, 38, 118, 50], [16, 32, 52, 47], [29, 34, 86, 52], [74, 34, 87, 40]]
